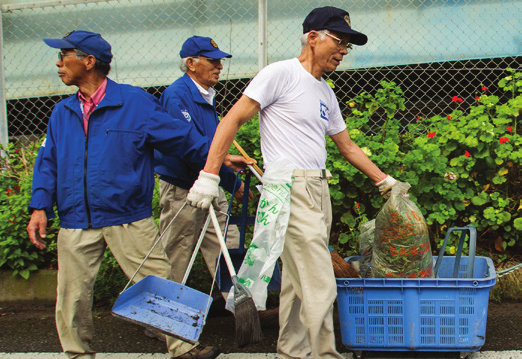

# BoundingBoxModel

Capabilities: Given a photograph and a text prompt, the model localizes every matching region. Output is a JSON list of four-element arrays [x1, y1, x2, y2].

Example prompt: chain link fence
[[1, 0, 520, 143]]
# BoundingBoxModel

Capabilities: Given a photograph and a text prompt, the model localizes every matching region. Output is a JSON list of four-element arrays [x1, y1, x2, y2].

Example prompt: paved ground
[[0, 299, 520, 359]]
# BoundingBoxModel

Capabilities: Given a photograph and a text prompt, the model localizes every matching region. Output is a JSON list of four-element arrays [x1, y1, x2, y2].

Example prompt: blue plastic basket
[[336, 255, 496, 352]]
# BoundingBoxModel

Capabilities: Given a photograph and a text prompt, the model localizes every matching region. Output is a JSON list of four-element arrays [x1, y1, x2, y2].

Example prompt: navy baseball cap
[[303, 6, 368, 46], [179, 36, 232, 59], [43, 30, 113, 63]]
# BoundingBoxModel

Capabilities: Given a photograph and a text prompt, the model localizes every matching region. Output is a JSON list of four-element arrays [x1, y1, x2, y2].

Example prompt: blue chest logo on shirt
[[320, 101, 330, 122]]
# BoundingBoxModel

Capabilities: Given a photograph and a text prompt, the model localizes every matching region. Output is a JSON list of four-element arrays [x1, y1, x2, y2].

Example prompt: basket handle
[[434, 225, 476, 279]]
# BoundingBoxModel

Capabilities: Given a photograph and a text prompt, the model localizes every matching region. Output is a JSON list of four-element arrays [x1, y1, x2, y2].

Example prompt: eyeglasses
[[324, 33, 353, 52], [194, 57, 226, 66], [58, 51, 77, 61]]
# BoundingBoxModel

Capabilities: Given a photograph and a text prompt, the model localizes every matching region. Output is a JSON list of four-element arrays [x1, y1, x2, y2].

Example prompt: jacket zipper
[[84, 135, 92, 228], [80, 105, 93, 229]]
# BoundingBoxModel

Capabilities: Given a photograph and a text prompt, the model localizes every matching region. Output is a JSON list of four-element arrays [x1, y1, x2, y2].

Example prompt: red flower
[[353, 203, 361, 210], [507, 126, 513, 132], [499, 137, 509, 144], [447, 115, 452, 120], [452, 96, 463, 103], [464, 150, 471, 157], [385, 273, 394, 278], [476, 96, 480, 100], [482, 86, 489, 91], [427, 132, 436, 138], [417, 116, 421, 120]]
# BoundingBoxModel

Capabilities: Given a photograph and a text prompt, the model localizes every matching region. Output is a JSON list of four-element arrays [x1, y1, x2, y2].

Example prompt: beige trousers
[[56, 217, 194, 358], [158, 180, 240, 298], [277, 170, 343, 359]]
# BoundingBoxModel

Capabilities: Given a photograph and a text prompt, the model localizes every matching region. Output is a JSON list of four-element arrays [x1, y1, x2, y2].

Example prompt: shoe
[[171, 344, 220, 359], [144, 328, 166, 342]]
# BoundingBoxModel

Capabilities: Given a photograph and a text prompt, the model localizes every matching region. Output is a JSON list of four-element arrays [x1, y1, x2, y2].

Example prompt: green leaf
[[341, 213, 356, 228], [471, 194, 488, 206], [20, 269, 30, 280], [338, 233, 349, 244], [514, 218, 522, 231]]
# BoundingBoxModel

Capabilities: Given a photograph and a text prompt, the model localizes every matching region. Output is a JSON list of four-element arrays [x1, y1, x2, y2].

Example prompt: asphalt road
[[0, 299, 520, 358]]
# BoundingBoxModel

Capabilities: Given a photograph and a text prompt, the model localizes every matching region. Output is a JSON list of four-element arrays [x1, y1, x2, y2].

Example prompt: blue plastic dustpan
[[112, 275, 212, 343]]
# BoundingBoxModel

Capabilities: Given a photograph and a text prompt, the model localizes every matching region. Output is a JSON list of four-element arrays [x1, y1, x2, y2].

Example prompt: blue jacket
[[29, 78, 211, 229], [154, 74, 241, 194]]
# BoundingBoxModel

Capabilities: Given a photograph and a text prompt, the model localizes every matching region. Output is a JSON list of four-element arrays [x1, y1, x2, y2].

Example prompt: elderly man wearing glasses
[[153, 35, 252, 341], [27, 31, 251, 359], [187, 7, 398, 359]]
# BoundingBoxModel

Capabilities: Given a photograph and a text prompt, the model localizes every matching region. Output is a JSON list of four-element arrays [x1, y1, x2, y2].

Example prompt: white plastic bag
[[225, 158, 293, 312]]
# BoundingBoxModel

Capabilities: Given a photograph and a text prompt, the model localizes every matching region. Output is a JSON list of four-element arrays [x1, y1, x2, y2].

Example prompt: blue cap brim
[[200, 49, 232, 59], [43, 38, 76, 49]]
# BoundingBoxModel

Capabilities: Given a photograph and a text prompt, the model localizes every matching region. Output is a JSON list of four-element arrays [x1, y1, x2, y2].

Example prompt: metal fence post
[[258, 0, 267, 71], [0, 14, 8, 148]]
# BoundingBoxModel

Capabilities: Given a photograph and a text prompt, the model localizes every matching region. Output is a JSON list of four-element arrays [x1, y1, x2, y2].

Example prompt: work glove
[[375, 175, 397, 197], [187, 170, 220, 210]]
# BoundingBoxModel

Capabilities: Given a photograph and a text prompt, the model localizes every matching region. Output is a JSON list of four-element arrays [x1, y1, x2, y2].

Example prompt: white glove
[[187, 170, 220, 210], [375, 175, 397, 197]]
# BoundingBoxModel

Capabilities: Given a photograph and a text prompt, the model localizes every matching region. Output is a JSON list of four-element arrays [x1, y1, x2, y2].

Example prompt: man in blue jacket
[[154, 36, 251, 303], [26, 30, 246, 359]]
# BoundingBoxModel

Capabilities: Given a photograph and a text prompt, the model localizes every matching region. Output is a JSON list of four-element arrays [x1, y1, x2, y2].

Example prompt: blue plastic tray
[[336, 256, 496, 352]]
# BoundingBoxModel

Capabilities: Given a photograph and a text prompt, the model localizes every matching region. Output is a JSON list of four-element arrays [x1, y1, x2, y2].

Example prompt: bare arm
[[203, 95, 261, 175], [330, 129, 386, 183]]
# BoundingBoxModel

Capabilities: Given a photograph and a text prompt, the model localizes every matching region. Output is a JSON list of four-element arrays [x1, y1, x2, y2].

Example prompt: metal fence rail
[[1, 0, 520, 144]]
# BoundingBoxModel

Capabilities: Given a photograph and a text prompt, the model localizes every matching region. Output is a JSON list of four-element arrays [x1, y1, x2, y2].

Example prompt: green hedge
[[326, 69, 520, 259], [0, 69, 519, 305]]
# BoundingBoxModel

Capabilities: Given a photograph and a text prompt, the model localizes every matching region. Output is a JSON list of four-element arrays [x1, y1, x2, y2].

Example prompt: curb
[[0, 352, 521, 359]]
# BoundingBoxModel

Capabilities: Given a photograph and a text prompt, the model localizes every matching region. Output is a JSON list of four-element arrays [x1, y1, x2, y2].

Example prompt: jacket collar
[[182, 73, 215, 107], [64, 77, 122, 115]]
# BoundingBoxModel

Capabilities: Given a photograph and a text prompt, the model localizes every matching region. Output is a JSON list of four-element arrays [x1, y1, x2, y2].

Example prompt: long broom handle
[[209, 203, 237, 277], [232, 140, 264, 177], [181, 214, 211, 284]]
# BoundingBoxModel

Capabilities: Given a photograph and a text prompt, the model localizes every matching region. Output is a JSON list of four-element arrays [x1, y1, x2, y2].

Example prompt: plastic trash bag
[[358, 219, 375, 278], [371, 182, 433, 278], [226, 158, 294, 312]]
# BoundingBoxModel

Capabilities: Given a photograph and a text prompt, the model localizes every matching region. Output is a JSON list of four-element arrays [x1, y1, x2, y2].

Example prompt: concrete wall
[[0, 270, 57, 303]]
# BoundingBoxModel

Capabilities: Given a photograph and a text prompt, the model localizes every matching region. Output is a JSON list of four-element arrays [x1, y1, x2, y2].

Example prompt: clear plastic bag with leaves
[[358, 219, 375, 278], [372, 182, 433, 278]]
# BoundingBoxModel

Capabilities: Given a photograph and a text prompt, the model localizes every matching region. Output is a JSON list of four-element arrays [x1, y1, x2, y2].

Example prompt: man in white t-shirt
[[187, 6, 397, 358]]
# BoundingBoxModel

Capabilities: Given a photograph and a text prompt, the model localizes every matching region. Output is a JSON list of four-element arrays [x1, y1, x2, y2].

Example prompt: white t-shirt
[[244, 58, 346, 169]]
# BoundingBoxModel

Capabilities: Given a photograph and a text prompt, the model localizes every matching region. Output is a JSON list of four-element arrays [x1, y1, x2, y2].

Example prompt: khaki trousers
[[158, 180, 240, 299], [56, 216, 194, 358], [277, 170, 342, 359]]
